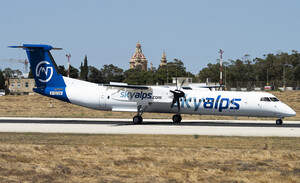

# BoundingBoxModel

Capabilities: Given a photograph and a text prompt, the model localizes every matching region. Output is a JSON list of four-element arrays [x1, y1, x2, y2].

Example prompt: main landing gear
[[133, 105, 147, 124], [133, 115, 143, 124], [276, 118, 283, 125]]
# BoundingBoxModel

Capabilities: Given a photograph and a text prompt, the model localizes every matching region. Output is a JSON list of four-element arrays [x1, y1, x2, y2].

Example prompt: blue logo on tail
[[36, 61, 53, 83]]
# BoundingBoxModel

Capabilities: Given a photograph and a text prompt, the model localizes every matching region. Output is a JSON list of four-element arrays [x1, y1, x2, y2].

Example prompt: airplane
[[9, 44, 296, 125]]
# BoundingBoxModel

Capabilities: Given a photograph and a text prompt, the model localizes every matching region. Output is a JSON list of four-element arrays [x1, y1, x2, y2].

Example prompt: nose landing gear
[[172, 114, 182, 123], [276, 119, 283, 125]]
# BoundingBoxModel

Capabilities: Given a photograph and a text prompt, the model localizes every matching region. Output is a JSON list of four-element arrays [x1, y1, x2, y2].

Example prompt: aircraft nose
[[283, 106, 296, 117]]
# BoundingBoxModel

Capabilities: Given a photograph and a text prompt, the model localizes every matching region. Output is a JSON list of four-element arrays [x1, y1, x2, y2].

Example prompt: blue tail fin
[[9, 44, 69, 102], [14, 44, 66, 88]]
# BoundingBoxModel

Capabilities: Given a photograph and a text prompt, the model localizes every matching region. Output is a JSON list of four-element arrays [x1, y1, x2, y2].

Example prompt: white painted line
[[0, 118, 299, 137]]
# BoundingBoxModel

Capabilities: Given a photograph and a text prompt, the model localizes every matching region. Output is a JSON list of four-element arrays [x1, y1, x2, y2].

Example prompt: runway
[[0, 117, 300, 137]]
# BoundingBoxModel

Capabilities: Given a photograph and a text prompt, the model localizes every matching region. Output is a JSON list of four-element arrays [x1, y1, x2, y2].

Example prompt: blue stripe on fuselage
[[33, 87, 70, 102]]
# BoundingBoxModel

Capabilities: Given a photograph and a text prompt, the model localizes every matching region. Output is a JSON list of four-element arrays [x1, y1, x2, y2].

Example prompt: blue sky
[[1, 0, 299, 74]]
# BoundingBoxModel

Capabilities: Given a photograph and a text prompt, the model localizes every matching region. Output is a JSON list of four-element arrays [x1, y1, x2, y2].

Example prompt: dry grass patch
[[0, 133, 299, 182], [0, 91, 299, 120]]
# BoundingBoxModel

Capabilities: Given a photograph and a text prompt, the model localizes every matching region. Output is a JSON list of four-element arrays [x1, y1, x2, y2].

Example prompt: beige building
[[159, 51, 167, 67], [129, 42, 169, 70], [129, 42, 148, 71], [8, 78, 35, 95], [172, 77, 193, 86]]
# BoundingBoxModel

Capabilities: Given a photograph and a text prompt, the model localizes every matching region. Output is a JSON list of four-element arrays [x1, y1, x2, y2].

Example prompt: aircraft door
[[258, 97, 270, 110], [99, 91, 106, 109]]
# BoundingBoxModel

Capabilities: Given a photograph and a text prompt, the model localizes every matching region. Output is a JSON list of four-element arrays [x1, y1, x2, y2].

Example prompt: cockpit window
[[270, 97, 280, 102], [260, 97, 271, 102], [260, 97, 280, 102]]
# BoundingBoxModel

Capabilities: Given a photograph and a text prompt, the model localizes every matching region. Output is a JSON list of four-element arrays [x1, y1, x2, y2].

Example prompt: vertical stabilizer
[[9, 44, 69, 102], [22, 44, 65, 88]]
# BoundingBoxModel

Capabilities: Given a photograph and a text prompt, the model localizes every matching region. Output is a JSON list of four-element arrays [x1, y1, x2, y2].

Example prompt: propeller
[[170, 78, 185, 113]]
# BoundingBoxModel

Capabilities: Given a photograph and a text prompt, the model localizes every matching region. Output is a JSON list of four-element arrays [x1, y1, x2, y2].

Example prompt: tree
[[197, 50, 300, 88], [88, 66, 104, 83], [198, 63, 220, 83], [3, 68, 14, 78], [101, 64, 124, 83], [14, 69, 22, 78], [155, 65, 167, 84], [123, 68, 149, 85], [123, 67, 158, 85], [83, 55, 88, 81], [69, 65, 79, 78], [0, 69, 5, 89], [156, 58, 189, 84], [28, 68, 34, 78], [58, 65, 67, 76], [79, 62, 84, 79], [3, 68, 22, 78]]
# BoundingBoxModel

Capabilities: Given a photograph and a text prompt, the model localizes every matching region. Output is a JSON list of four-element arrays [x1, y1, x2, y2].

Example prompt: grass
[[0, 91, 299, 120], [0, 133, 299, 182]]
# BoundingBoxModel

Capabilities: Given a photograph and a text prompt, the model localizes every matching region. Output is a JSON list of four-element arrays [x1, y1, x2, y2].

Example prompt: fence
[[223, 81, 300, 91]]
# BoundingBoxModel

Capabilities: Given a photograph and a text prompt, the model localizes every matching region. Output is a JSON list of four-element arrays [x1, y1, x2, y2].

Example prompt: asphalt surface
[[0, 117, 299, 137]]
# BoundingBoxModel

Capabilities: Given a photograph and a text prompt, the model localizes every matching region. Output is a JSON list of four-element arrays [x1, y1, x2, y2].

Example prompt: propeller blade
[[179, 79, 185, 90], [171, 98, 176, 108], [176, 75, 178, 90], [170, 88, 185, 114], [177, 97, 180, 112]]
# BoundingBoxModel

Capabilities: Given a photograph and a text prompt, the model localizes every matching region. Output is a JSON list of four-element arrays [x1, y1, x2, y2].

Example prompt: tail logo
[[36, 61, 53, 83]]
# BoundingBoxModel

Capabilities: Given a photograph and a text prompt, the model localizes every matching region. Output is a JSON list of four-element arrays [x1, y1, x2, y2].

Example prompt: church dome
[[129, 42, 148, 70]]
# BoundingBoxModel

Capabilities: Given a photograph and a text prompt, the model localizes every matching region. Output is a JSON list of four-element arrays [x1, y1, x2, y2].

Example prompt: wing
[[103, 84, 149, 90]]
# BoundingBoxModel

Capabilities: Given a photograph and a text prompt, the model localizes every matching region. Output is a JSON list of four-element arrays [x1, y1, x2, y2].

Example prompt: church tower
[[160, 51, 167, 66], [129, 42, 148, 70]]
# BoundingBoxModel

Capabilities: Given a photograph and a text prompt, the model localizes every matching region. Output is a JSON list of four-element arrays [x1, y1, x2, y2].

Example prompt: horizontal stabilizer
[[9, 45, 62, 50]]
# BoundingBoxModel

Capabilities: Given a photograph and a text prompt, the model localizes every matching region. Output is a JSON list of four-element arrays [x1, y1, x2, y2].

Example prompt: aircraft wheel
[[276, 119, 283, 125], [133, 115, 143, 124], [172, 115, 182, 123]]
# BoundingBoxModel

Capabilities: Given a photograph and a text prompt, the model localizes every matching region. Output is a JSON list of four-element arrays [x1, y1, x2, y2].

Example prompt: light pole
[[219, 49, 224, 86], [224, 66, 227, 90], [283, 63, 293, 89], [267, 68, 270, 86], [65, 54, 71, 77]]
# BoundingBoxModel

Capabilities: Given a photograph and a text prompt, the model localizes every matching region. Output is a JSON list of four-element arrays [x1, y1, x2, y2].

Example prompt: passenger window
[[260, 97, 270, 102]]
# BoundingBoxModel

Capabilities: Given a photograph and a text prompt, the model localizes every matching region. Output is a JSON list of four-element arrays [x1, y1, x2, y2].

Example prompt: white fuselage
[[62, 77, 296, 119]]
